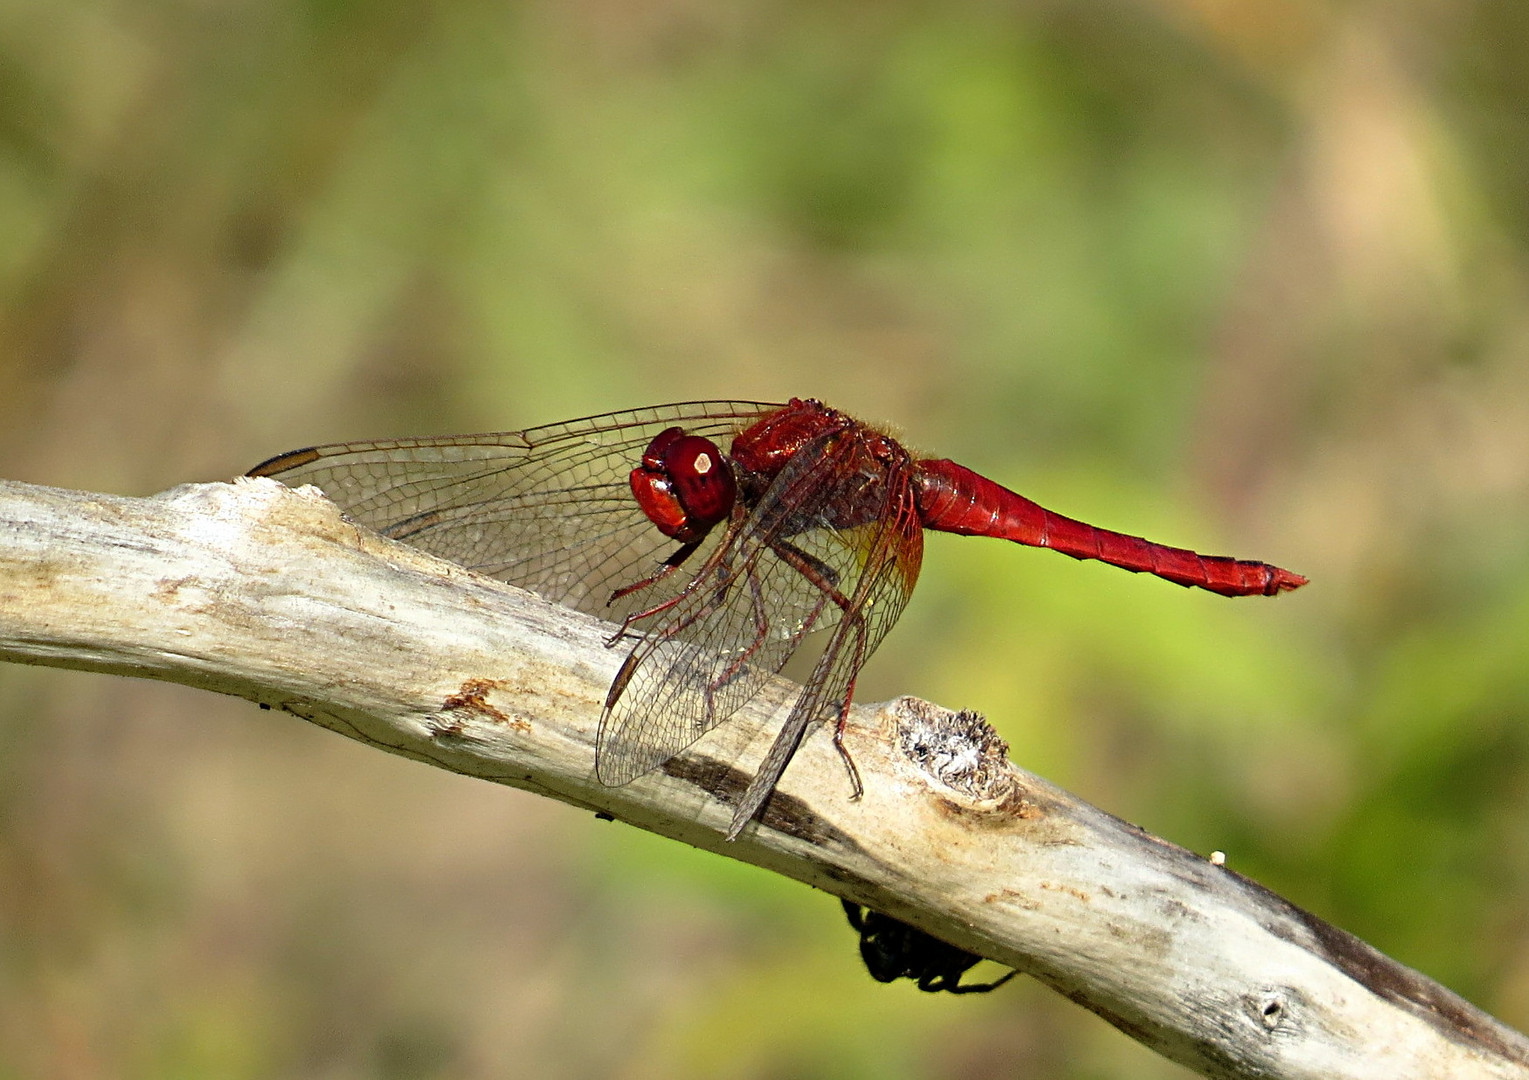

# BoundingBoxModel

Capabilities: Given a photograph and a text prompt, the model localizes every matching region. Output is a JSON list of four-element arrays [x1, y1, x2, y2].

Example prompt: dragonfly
[[248, 398, 1305, 840]]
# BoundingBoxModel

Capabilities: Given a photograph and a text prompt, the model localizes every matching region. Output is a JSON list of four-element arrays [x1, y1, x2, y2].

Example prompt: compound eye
[[640, 427, 687, 470], [660, 435, 736, 533], [631, 430, 738, 542]]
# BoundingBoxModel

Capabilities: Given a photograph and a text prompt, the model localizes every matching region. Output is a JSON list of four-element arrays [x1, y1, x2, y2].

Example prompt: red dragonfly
[[249, 399, 1304, 840]]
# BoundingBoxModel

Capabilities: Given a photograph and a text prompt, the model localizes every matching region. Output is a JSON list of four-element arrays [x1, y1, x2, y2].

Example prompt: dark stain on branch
[[440, 677, 528, 732], [1229, 866, 1529, 1064], [663, 755, 863, 849]]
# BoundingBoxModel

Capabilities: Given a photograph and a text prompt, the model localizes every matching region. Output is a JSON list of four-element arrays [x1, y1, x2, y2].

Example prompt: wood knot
[[890, 697, 1022, 806]]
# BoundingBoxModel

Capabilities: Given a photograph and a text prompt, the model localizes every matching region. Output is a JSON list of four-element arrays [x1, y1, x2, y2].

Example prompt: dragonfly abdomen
[[913, 459, 1305, 598]]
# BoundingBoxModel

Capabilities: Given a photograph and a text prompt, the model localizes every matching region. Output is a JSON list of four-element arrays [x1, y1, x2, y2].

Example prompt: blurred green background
[[3, 0, 1528, 1076]]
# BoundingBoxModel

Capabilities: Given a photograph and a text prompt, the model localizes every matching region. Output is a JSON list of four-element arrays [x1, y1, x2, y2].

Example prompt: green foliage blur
[[3, 1, 1528, 1076]]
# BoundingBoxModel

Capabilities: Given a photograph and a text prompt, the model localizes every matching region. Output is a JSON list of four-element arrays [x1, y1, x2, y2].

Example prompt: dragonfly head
[[630, 427, 738, 542]]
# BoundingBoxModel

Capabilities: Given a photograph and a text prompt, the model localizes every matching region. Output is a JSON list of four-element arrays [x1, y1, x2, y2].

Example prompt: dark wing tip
[[247, 447, 322, 477]]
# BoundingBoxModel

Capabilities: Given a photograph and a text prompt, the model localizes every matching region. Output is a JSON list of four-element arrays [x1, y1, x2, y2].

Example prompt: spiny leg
[[603, 504, 746, 647], [603, 542, 712, 648], [768, 536, 853, 613], [603, 568, 747, 713], [710, 540, 833, 689], [702, 560, 773, 726], [829, 611, 872, 800], [606, 536, 704, 607], [760, 536, 870, 798]]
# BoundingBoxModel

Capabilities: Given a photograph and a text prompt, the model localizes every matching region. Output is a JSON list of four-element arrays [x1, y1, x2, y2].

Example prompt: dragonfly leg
[[606, 593, 683, 648], [723, 604, 871, 841], [605, 528, 758, 714], [707, 556, 819, 691], [605, 503, 749, 647], [832, 718, 865, 801], [605, 584, 739, 711], [829, 619, 870, 801], [604, 545, 708, 646], [702, 530, 856, 728], [755, 535, 869, 798], [607, 536, 704, 607], [702, 564, 772, 726], [767, 538, 852, 611]]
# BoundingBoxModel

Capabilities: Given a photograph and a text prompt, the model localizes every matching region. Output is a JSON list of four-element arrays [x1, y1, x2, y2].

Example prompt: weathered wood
[[0, 475, 1524, 1079]]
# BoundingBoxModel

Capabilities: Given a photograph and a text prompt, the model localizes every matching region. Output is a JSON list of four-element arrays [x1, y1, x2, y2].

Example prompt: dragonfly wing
[[724, 475, 924, 835], [248, 401, 781, 621], [593, 511, 846, 785], [595, 431, 925, 792]]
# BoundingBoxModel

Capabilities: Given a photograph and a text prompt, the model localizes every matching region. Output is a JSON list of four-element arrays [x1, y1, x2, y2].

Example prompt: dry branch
[[0, 475, 1525, 1079]]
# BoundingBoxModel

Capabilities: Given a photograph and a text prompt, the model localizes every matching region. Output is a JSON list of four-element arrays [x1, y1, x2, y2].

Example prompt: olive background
[[2, 1, 1528, 1077]]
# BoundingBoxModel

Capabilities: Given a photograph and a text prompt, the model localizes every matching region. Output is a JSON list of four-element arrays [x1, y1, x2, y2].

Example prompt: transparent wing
[[723, 464, 924, 832], [596, 430, 924, 788], [248, 401, 782, 622]]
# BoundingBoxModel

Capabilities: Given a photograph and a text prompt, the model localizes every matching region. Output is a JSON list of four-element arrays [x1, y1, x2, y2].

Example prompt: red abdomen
[[913, 459, 1305, 598]]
